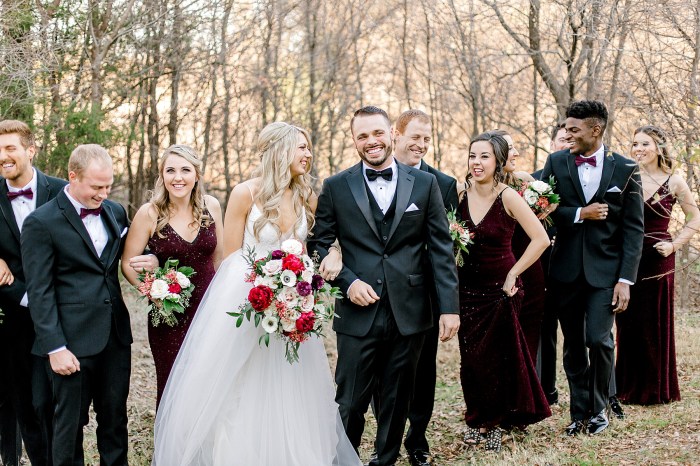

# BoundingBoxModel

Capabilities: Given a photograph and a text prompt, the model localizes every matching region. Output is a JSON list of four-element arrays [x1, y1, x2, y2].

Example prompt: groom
[[309, 106, 459, 466], [21, 144, 131, 466]]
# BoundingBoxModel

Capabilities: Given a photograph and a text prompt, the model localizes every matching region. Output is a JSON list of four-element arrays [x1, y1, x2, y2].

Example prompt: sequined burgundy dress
[[147, 220, 217, 406], [457, 190, 550, 428], [616, 178, 680, 404]]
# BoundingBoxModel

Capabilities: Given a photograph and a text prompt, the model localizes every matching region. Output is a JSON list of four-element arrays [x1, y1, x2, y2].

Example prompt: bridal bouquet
[[518, 176, 560, 226], [447, 207, 473, 267], [137, 258, 196, 327], [229, 238, 342, 364]]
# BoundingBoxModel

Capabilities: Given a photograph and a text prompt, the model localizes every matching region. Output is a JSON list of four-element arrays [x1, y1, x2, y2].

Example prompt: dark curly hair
[[565, 100, 608, 131]]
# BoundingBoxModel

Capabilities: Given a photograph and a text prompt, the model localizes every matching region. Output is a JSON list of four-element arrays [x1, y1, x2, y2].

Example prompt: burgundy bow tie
[[7, 188, 33, 201], [80, 206, 102, 219], [574, 155, 597, 167]]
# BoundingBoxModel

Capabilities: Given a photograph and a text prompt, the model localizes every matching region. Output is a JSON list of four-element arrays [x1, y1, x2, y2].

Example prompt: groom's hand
[[347, 280, 379, 306], [439, 314, 460, 342], [49, 349, 81, 376]]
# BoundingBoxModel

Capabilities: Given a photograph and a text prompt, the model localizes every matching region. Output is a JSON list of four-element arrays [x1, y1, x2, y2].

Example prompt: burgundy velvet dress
[[511, 224, 545, 365], [457, 191, 550, 428], [616, 179, 680, 405], [147, 220, 217, 406]]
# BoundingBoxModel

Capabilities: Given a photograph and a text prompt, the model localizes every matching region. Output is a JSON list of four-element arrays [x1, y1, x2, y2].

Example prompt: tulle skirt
[[152, 251, 361, 466]]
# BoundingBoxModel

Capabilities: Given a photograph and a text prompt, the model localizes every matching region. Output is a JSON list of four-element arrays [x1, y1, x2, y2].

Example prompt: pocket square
[[120, 227, 129, 238], [406, 203, 419, 212], [606, 186, 622, 193]]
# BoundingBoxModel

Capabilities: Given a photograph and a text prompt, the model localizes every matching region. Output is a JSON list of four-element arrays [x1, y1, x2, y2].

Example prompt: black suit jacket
[[419, 161, 458, 212], [21, 191, 132, 357], [0, 170, 67, 313], [308, 161, 459, 337], [541, 148, 644, 288]]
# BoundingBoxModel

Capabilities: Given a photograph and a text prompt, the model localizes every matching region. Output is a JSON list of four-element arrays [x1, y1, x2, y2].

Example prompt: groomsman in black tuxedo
[[22, 145, 131, 466], [388, 109, 457, 466], [541, 101, 643, 436], [309, 106, 459, 466], [0, 120, 66, 466]]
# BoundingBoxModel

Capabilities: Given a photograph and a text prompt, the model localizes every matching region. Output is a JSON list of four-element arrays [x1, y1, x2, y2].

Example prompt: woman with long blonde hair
[[152, 122, 356, 466]]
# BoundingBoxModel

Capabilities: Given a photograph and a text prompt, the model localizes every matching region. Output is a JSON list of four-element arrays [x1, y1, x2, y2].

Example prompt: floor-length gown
[[152, 204, 361, 466], [147, 220, 217, 406], [457, 190, 551, 428], [616, 178, 681, 405]]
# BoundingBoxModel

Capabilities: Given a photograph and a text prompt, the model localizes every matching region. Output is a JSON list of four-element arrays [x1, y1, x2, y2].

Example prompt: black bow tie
[[7, 187, 33, 201], [366, 168, 393, 181], [80, 206, 102, 219]]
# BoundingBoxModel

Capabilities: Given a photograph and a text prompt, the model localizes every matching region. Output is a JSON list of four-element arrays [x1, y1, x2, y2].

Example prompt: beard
[[358, 143, 393, 167]]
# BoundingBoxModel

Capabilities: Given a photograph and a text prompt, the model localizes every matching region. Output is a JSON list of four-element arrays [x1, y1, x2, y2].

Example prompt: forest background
[[1, 1, 700, 463]]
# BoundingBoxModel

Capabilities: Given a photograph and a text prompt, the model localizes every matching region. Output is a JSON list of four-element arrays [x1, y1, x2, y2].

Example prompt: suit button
[[383, 254, 388, 259], [382, 236, 387, 240], [377, 279, 382, 285], [382, 221, 387, 225], [104, 299, 111, 304]]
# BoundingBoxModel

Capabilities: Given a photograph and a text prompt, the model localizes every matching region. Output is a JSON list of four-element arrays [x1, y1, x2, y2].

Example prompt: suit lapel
[[0, 182, 21, 243], [593, 149, 616, 203], [101, 203, 122, 268], [387, 164, 414, 242], [565, 153, 587, 205], [58, 192, 102, 261], [346, 163, 381, 241], [34, 169, 52, 208]]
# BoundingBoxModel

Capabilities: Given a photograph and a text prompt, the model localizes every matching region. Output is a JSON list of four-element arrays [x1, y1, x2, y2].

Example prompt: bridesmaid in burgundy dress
[[122, 145, 224, 406], [457, 132, 550, 451], [616, 126, 700, 405]]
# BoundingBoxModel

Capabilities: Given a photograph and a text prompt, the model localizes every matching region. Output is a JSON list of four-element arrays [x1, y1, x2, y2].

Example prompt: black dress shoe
[[564, 420, 585, 436], [546, 390, 559, 405], [609, 396, 625, 419], [587, 409, 609, 434], [406, 449, 432, 466]]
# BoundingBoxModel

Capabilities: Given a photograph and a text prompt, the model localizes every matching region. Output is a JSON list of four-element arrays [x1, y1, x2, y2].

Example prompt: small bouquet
[[518, 176, 560, 226], [137, 258, 196, 327], [447, 207, 473, 267], [229, 238, 342, 364]]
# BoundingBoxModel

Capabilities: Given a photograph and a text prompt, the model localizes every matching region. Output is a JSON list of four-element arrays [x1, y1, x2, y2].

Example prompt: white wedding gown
[[152, 205, 361, 466]]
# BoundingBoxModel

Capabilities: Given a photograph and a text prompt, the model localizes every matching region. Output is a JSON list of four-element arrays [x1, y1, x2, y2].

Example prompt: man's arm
[[618, 165, 645, 283], [541, 154, 579, 227], [444, 177, 459, 212]]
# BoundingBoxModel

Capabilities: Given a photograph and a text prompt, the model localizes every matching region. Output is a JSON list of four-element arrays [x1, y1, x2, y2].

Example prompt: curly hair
[[566, 100, 609, 131], [465, 132, 510, 189]]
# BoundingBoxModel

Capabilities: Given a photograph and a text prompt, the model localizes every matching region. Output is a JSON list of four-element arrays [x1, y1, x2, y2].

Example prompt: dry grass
[[76, 282, 700, 466]]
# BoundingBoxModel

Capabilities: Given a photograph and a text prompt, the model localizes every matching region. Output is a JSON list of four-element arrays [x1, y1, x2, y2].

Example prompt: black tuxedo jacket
[[0, 170, 67, 313], [21, 191, 132, 357], [541, 149, 644, 288], [419, 160, 458, 212], [308, 161, 459, 337]]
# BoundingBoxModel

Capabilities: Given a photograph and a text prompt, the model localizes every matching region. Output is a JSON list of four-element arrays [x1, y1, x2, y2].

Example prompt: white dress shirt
[[362, 160, 398, 214], [64, 186, 109, 257], [574, 144, 605, 223], [7, 168, 37, 233]]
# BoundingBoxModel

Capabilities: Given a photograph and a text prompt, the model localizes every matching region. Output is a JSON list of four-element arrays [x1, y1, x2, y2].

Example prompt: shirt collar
[[6, 168, 37, 193], [578, 144, 605, 164], [64, 185, 90, 215]]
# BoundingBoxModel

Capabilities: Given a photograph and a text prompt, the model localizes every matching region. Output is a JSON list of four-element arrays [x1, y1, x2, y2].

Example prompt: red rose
[[282, 255, 305, 274], [295, 311, 316, 333], [248, 285, 274, 312], [168, 282, 182, 294]]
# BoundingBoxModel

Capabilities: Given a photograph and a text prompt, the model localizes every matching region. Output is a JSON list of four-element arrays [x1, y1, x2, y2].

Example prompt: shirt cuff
[[574, 208, 583, 223], [618, 278, 634, 285], [20, 292, 29, 307], [48, 346, 67, 355]]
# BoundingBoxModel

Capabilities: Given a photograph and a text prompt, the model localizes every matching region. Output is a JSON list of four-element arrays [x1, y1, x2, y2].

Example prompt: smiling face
[[0, 132, 35, 187], [468, 140, 497, 183], [564, 117, 603, 156], [68, 160, 113, 209], [502, 134, 519, 173], [550, 127, 571, 152], [394, 118, 432, 167], [631, 131, 658, 168], [162, 153, 197, 200], [352, 114, 394, 169], [290, 132, 312, 177]]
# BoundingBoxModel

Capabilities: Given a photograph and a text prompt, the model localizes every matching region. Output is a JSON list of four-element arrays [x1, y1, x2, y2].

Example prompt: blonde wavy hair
[[252, 122, 314, 240], [150, 144, 211, 238]]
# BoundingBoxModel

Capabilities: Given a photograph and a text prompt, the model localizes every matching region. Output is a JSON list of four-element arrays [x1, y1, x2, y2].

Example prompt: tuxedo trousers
[[45, 324, 130, 466], [0, 388, 21, 465], [336, 302, 424, 466], [0, 307, 51, 466], [551, 277, 615, 421], [536, 246, 559, 400]]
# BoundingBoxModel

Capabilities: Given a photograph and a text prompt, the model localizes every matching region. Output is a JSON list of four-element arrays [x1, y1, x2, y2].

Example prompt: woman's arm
[[121, 203, 158, 287], [222, 182, 255, 258], [655, 174, 700, 257], [502, 187, 550, 296], [204, 195, 225, 270]]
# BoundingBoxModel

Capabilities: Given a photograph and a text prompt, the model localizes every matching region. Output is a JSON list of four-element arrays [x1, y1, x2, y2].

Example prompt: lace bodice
[[243, 204, 308, 256]]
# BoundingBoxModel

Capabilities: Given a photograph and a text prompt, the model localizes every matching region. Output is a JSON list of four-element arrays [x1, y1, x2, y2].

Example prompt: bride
[[152, 122, 361, 466]]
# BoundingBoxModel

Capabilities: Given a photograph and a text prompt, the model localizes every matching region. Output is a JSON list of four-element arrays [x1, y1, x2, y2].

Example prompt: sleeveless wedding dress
[[152, 204, 361, 466]]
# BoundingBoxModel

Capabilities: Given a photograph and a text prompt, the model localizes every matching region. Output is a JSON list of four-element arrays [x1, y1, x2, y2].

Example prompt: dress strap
[[244, 183, 255, 202]]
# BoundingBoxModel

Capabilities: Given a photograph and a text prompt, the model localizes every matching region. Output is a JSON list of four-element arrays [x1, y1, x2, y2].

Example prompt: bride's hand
[[319, 248, 342, 281]]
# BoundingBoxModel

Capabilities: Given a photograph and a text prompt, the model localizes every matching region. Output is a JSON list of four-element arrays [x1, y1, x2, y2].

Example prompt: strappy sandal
[[484, 427, 502, 452], [463, 426, 482, 446]]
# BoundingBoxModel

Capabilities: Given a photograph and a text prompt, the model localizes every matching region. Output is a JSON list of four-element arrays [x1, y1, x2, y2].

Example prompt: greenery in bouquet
[[137, 258, 196, 327], [517, 176, 560, 226], [446, 207, 474, 267]]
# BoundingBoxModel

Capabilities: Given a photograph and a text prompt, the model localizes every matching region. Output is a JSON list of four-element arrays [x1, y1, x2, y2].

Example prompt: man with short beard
[[309, 106, 459, 466], [0, 120, 66, 466]]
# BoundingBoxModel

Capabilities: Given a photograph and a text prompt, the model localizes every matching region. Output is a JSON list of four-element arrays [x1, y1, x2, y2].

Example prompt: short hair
[[550, 122, 565, 141], [350, 106, 391, 133], [565, 100, 608, 131], [634, 125, 673, 172], [68, 144, 112, 177], [0, 120, 35, 149], [395, 109, 431, 134]]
